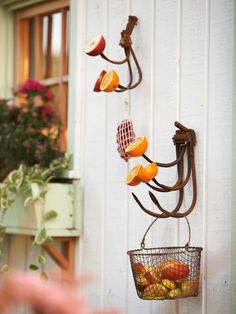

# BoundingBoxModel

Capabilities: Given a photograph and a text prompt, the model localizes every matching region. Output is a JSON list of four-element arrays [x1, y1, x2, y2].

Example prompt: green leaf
[[33, 228, 47, 245], [41, 235, 53, 245], [8, 185, 17, 193], [29, 264, 39, 271], [7, 170, 19, 184], [16, 176, 24, 191], [39, 189, 49, 199], [23, 196, 34, 208], [43, 210, 58, 221], [0, 224, 6, 235], [33, 228, 53, 246], [38, 255, 46, 265], [0, 198, 9, 209], [1, 264, 9, 273], [30, 179, 45, 185]]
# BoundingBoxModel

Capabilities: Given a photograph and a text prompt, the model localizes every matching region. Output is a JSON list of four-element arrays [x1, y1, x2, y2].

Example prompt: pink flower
[[0, 271, 120, 314], [37, 104, 55, 120], [14, 80, 46, 95], [23, 79, 45, 92], [12, 80, 55, 107], [44, 90, 54, 101]]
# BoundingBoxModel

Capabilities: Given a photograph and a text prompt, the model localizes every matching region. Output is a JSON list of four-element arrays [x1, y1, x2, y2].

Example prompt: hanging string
[[123, 91, 130, 119]]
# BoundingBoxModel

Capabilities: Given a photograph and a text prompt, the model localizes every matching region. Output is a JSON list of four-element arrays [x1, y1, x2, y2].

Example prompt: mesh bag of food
[[116, 117, 135, 161]]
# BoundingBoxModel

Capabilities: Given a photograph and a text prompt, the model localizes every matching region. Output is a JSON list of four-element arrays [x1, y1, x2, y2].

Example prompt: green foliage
[[0, 80, 72, 275], [38, 255, 46, 265], [0, 153, 71, 213], [29, 264, 39, 271], [0, 79, 62, 181], [0, 153, 71, 272], [43, 210, 58, 221]]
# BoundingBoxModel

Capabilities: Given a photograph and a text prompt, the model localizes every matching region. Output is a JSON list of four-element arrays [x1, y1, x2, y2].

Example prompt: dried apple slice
[[84, 34, 106, 56], [93, 70, 107, 92]]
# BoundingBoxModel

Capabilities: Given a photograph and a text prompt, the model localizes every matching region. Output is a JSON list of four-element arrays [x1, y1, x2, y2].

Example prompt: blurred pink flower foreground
[[0, 271, 120, 314]]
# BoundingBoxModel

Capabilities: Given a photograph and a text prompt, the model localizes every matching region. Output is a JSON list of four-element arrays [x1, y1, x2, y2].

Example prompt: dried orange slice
[[125, 164, 143, 186], [125, 136, 148, 157], [138, 162, 158, 183], [100, 70, 119, 92]]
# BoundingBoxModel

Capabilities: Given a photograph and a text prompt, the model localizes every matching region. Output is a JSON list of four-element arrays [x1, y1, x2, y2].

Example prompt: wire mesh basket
[[127, 218, 203, 300]]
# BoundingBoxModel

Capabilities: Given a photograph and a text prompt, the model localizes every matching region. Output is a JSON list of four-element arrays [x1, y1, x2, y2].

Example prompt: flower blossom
[[0, 271, 120, 314]]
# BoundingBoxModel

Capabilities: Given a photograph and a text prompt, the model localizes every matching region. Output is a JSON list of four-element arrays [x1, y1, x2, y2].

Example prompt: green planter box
[[3, 181, 82, 237]]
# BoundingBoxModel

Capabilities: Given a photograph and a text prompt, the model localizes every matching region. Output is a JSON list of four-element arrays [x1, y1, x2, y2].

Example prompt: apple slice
[[93, 70, 107, 92], [84, 34, 106, 56]]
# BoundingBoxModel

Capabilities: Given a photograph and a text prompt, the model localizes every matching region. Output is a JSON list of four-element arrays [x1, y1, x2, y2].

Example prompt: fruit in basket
[[145, 266, 162, 284], [125, 164, 143, 186], [136, 274, 149, 288], [161, 279, 176, 290], [167, 288, 182, 298], [93, 70, 107, 92], [143, 283, 168, 299], [125, 136, 148, 157], [181, 280, 198, 296], [133, 263, 146, 275], [84, 34, 106, 56], [175, 279, 185, 284], [100, 70, 119, 92], [161, 259, 189, 281], [138, 162, 158, 183]]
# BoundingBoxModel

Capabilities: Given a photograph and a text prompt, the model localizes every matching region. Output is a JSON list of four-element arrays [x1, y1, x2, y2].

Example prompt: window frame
[[0, 0, 86, 178], [14, 0, 69, 151], [14, 0, 69, 81]]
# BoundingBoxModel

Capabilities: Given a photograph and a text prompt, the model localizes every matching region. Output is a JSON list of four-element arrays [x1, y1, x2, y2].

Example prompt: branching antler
[[100, 16, 142, 92], [132, 121, 197, 218]]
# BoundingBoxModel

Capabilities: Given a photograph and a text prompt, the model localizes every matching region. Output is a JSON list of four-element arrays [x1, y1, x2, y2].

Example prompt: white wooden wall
[[77, 0, 234, 313], [5, 1, 233, 313]]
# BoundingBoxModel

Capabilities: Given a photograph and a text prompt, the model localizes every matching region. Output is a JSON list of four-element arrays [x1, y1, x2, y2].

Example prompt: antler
[[99, 16, 142, 92], [131, 121, 197, 218]]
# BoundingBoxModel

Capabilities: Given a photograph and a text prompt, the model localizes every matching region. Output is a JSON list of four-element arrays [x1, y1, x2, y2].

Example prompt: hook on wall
[[84, 16, 142, 93], [126, 121, 197, 218]]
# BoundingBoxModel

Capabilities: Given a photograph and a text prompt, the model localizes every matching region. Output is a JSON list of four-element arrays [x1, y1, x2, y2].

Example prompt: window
[[15, 0, 69, 151]]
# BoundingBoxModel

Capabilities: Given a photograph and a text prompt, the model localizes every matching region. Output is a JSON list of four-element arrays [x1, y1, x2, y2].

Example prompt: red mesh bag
[[116, 118, 135, 161]]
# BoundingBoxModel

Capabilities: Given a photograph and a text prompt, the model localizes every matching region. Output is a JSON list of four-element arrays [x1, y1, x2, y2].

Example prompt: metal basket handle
[[140, 217, 191, 251]]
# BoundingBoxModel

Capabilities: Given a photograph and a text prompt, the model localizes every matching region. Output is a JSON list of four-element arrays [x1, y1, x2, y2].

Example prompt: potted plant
[[0, 80, 82, 273]]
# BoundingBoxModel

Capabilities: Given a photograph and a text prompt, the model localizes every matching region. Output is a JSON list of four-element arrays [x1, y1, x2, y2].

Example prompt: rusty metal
[[127, 217, 203, 301], [100, 16, 142, 92], [132, 121, 197, 218]]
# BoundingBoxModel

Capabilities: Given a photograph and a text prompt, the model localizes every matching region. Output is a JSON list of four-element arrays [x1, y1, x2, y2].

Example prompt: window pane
[[65, 10, 70, 75], [15, 1, 69, 152], [51, 12, 62, 77], [29, 18, 36, 78], [42, 15, 49, 78], [49, 85, 60, 114], [42, 12, 62, 78], [49, 83, 67, 151]]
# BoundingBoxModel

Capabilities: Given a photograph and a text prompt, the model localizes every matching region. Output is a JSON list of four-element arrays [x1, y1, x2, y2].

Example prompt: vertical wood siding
[[79, 1, 234, 313], [5, 1, 233, 313]]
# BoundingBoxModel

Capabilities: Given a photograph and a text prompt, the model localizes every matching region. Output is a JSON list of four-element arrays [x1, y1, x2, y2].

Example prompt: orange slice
[[126, 164, 143, 186], [138, 162, 158, 183], [125, 136, 148, 157], [100, 70, 119, 92]]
